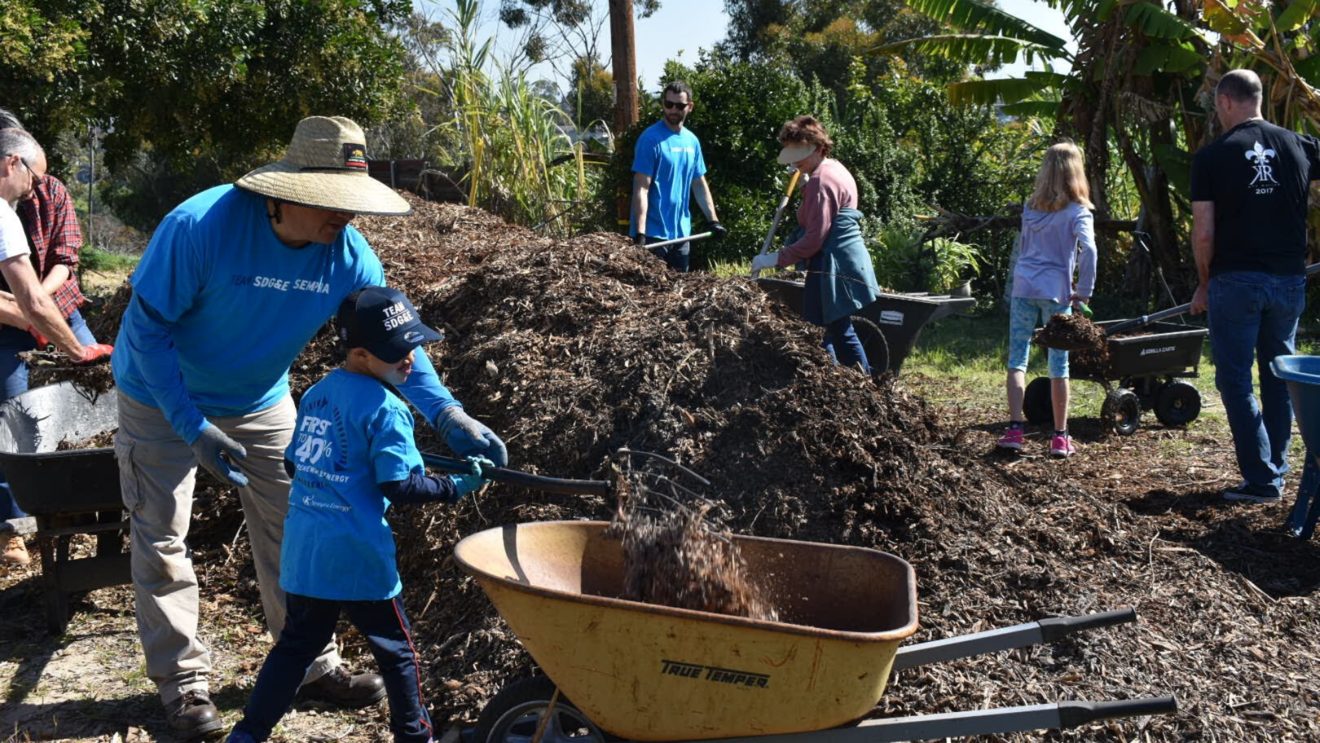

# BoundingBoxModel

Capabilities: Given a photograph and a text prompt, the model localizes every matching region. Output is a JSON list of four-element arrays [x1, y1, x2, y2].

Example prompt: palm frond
[[1000, 100, 1064, 117], [872, 35, 1065, 66], [1135, 43, 1205, 74], [948, 76, 1057, 105], [904, 0, 1069, 51], [1122, 2, 1200, 41]]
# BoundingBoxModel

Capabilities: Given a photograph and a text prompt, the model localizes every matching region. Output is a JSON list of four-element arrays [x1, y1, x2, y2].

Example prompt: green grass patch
[[80, 246, 139, 273]]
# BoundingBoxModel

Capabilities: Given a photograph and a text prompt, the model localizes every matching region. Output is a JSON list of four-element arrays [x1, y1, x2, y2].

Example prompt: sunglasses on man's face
[[662, 99, 689, 110]]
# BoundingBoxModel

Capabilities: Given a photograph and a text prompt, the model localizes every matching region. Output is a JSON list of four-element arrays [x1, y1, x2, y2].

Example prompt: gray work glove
[[191, 425, 249, 488], [436, 407, 508, 467]]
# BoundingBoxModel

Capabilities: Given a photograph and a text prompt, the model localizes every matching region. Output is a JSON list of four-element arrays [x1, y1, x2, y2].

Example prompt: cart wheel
[[850, 316, 890, 377], [474, 676, 615, 743], [1023, 377, 1053, 425], [1154, 381, 1201, 427], [1101, 389, 1142, 436]]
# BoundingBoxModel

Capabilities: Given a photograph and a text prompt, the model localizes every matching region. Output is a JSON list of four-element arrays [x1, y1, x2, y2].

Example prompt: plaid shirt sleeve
[[19, 176, 86, 319]]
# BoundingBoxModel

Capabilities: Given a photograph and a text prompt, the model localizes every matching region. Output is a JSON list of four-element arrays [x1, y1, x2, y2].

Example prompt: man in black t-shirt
[[1189, 68, 1320, 504]]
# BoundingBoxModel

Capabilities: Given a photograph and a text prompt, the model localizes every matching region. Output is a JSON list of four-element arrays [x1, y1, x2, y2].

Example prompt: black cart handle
[[1038, 607, 1136, 643], [1107, 262, 1320, 336], [1058, 696, 1178, 728], [420, 453, 610, 497]]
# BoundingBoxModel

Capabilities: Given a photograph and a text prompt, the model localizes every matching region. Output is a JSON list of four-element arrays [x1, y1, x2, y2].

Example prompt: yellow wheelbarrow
[[454, 522, 1176, 742]]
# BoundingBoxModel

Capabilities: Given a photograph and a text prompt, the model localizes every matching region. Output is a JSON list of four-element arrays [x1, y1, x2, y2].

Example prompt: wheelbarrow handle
[[1058, 696, 1178, 729], [420, 453, 610, 497], [1037, 607, 1136, 643], [1106, 261, 1320, 337]]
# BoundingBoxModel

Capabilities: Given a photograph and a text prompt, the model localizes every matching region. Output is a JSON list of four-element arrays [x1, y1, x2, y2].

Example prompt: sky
[[418, 0, 1077, 90]]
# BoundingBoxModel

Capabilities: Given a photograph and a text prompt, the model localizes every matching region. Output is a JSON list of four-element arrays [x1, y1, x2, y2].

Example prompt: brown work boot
[[166, 690, 225, 738], [2, 536, 29, 566], [299, 665, 386, 708]]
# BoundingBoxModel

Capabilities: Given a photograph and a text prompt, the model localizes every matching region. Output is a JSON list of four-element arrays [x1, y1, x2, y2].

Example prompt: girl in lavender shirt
[[998, 142, 1097, 458]]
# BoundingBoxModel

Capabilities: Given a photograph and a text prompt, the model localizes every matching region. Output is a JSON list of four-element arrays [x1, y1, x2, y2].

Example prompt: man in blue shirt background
[[631, 81, 726, 272], [112, 116, 507, 738]]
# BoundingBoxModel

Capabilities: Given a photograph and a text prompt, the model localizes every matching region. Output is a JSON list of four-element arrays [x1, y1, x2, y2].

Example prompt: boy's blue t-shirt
[[630, 121, 707, 241], [114, 185, 386, 425], [281, 369, 422, 600]]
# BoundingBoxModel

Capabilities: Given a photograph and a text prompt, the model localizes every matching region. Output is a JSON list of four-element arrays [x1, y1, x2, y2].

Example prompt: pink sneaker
[[1050, 435, 1076, 458], [997, 427, 1025, 450]]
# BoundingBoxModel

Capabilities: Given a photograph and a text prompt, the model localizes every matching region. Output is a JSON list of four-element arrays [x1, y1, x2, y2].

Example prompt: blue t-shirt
[[281, 369, 421, 600], [113, 185, 457, 442], [630, 121, 707, 241]]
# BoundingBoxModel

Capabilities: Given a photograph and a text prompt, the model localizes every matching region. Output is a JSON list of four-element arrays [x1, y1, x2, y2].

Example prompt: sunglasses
[[662, 99, 689, 110]]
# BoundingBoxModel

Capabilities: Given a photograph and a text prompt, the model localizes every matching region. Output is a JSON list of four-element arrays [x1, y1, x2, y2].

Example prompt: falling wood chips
[[47, 193, 1320, 740]]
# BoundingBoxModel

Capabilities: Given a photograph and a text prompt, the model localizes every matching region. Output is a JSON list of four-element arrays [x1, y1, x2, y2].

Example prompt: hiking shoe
[[1223, 482, 1281, 504], [165, 690, 224, 738], [2, 536, 29, 566], [997, 428, 1025, 450], [299, 665, 386, 708], [1049, 435, 1076, 458]]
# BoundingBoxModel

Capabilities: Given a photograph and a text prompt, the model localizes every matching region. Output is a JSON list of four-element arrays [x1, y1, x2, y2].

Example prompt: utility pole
[[609, 0, 639, 231]]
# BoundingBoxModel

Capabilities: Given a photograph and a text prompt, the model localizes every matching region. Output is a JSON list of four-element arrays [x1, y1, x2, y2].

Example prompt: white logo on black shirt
[[1246, 141, 1279, 186]]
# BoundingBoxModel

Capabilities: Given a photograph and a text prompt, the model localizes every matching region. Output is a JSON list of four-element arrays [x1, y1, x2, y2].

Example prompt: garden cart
[[757, 278, 974, 376], [454, 520, 1176, 743], [0, 381, 129, 633], [1269, 355, 1320, 539], [1024, 319, 1208, 436]]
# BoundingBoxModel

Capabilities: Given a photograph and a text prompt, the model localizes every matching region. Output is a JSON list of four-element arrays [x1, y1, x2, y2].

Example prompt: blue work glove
[[190, 424, 249, 488], [435, 407, 508, 467], [449, 456, 494, 499]]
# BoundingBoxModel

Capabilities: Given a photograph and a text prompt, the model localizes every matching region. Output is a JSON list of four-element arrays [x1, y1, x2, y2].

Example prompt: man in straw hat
[[112, 116, 507, 738]]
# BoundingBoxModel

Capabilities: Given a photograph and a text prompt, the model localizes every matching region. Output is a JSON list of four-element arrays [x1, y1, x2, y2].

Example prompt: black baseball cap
[[337, 287, 443, 364]]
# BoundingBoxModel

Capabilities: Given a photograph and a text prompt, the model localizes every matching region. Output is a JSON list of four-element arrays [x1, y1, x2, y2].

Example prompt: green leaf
[[1296, 54, 1320, 87], [948, 76, 1055, 105], [872, 35, 1064, 66], [1202, 0, 1250, 36], [1123, 2, 1198, 40], [1275, 0, 1320, 33], [1153, 144, 1192, 198], [903, 0, 1069, 52], [1000, 100, 1063, 117], [1134, 43, 1205, 74]]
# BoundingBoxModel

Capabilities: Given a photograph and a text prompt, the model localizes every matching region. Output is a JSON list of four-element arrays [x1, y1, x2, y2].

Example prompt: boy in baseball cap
[[225, 286, 489, 743]]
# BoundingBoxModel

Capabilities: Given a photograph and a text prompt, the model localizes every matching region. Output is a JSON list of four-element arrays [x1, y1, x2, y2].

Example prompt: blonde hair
[[1026, 142, 1094, 212]]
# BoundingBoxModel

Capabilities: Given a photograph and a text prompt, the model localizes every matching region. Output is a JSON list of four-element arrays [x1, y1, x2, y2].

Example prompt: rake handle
[[421, 453, 609, 496], [1106, 261, 1320, 336]]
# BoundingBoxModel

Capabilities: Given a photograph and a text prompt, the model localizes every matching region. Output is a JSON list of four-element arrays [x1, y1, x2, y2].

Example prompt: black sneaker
[[1223, 482, 1282, 504]]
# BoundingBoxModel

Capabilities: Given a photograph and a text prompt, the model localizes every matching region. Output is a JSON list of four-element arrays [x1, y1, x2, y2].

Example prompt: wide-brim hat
[[777, 142, 817, 165], [235, 116, 411, 216]]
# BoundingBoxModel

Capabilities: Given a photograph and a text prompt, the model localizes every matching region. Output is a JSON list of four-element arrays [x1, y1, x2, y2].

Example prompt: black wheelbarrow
[[757, 278, 975, 376], [0, 382, 129, 633]]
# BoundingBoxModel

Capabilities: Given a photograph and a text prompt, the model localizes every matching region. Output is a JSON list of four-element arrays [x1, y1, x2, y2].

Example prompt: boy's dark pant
[[235, 593, 433, 743]]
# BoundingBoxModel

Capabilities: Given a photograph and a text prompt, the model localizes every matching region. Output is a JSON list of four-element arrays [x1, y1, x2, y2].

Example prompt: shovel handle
[[421, 453, 610, 497], [643, 232, 712, 252], [758, 170, 802, 256], [1106, 261, 1320, 336]]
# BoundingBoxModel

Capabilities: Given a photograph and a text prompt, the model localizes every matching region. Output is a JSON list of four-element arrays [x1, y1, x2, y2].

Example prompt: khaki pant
[[115, 392, 340, 704]]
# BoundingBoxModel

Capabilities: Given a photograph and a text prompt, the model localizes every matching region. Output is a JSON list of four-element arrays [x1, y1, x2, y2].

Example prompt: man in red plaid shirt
[[1, 109, 112, 566]]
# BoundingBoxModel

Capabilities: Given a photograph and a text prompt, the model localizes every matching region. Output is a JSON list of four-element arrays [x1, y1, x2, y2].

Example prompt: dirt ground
[[3, 195, 1318, 742]]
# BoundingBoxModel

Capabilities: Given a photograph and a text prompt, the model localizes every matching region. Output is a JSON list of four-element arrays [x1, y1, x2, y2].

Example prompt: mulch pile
[[1032, 312, 1107, 353], [53, 193, 1320, 740]]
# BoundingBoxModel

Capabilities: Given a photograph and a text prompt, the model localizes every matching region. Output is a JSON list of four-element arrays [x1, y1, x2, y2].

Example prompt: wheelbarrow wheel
[[474, 676, 617, 743], [1154, 381, 1201, 427], [1101, 389, 1142, 436], [1023, 377, 1053, 426]]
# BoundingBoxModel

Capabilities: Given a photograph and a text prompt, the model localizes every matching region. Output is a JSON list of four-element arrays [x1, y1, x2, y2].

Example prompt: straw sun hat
[[235, 116, 411, 216]]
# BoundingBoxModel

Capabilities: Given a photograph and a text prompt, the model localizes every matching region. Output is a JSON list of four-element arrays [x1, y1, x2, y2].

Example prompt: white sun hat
[[777, 142, 817, 165], [235, 116, 411, 216]]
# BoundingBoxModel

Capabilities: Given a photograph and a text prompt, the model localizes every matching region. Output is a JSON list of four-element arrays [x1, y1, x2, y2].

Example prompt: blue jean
[[1, 310, 97, 520], [644, 235, 690, 272], [1007, 297, 1070, 378], [822, 316, 870, 375], [1209, 271, 1306, 498], [234, 592, 433, 743]]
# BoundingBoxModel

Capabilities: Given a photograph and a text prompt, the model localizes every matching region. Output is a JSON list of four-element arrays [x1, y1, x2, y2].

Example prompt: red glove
[[71, 343, 114, 365], [26, 326, 53, 352]]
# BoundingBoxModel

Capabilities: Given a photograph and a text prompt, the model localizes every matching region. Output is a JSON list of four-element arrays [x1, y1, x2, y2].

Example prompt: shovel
[[751, 170, 802, 278], [421, 452, 609, 496], [641, 231, 713, 252]]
